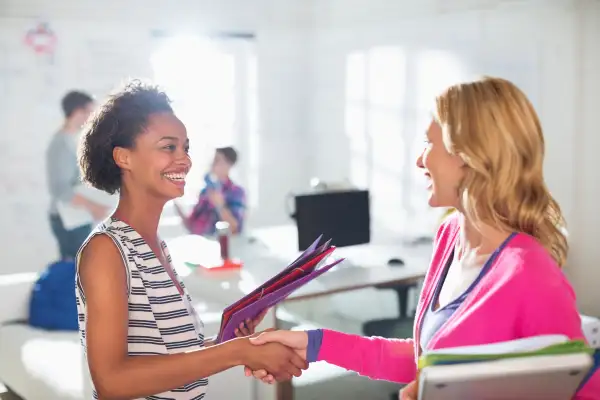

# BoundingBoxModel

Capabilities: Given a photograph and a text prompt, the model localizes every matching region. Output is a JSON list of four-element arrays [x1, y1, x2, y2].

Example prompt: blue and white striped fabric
[[75, 217, 208, 400]]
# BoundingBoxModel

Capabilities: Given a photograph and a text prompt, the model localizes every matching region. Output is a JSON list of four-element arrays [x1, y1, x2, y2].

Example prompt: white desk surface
[[167, 225, 432, 305]]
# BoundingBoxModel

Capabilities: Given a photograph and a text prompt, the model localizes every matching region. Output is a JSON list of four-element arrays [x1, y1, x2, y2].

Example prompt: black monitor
[[293, 189, 370, 251]]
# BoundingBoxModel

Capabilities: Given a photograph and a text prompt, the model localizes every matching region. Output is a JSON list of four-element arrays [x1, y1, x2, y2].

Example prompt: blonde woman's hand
[[399, 380, 418, 400], [244, 330, 308, 384], [237, 336, 307, 382]]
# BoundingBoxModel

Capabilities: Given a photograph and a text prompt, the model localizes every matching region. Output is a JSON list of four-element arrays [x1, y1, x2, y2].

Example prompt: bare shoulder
[[79, 233, 127, 290], [77, 234, 130, 393]]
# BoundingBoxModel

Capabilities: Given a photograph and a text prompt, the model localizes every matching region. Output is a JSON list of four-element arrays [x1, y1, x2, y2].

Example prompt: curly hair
[[78, 80, 173, 194]]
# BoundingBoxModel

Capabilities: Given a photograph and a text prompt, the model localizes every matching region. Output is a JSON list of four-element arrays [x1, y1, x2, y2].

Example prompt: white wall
[[0, 0, 314, 274], [570, 0, 600, 317], [306, 0, 600, 316]]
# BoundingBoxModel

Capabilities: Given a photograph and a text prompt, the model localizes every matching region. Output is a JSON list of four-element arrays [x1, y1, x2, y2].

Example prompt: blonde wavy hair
[[434, 76, 568, 266]]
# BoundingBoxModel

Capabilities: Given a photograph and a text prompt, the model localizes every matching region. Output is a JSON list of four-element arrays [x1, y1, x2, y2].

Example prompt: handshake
[[235, 329, 418, 400], [237, 330, 309, 384]]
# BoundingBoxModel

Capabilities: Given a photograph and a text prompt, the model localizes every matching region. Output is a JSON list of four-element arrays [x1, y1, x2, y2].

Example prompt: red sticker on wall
[[25, 22, 57, 55]]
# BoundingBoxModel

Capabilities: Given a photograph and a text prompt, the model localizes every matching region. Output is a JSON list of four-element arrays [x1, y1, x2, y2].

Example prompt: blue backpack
[[28, 260, 78, 331]]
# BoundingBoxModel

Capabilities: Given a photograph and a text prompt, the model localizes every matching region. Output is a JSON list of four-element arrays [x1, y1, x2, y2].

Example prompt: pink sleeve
[[317, 329, 417, 383]]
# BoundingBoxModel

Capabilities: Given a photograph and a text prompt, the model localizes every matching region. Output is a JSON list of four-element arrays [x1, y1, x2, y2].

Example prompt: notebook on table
[[417, 335, 597, 400], [215, 235, 345, 343]]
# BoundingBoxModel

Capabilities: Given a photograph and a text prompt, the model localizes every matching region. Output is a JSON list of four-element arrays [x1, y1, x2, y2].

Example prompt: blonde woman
[[246, 77, 600, 399]]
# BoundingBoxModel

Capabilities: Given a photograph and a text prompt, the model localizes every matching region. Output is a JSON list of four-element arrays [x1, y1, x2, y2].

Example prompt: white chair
[[581, 315, 600, 348], [0, 272, 263, 400]]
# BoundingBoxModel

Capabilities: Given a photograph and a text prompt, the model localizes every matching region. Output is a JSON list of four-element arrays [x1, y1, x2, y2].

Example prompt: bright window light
[[415, 49, 464, 111], [345, 51, 367, 102], [151, 36, 236, 200], [367, 46, 406, 108], [247, 54, 260, 208]]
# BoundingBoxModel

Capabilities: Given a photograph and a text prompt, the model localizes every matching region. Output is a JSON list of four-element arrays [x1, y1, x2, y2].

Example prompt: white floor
[[1, 378, 401, 400], [296, 375, 401, 400]]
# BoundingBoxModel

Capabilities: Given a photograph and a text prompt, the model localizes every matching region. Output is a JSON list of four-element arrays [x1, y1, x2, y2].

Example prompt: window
[[409, 49, 465, 228], [246, 54, 260, 208], [344, 46, 407, 231], [151, 35, 257, 217], [345, 46, 466, 235]]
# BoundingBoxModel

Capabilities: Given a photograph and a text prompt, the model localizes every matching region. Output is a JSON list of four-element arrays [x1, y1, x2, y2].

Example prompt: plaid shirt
[[187, 179, 246, 236]]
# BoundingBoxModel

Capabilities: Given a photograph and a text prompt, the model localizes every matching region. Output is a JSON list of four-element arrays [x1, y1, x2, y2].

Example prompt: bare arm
[[215, 188, 246, 234], [80, 234, 306, 400], [217, 205, 240, 233], [72, 193, 107, 218]]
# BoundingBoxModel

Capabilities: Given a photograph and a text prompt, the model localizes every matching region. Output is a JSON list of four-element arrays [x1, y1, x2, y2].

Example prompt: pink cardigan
[[317, 214, 600, 399]]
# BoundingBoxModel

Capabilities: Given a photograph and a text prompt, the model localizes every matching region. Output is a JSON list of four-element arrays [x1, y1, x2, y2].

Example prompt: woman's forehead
[[143, 113, 187, 140]]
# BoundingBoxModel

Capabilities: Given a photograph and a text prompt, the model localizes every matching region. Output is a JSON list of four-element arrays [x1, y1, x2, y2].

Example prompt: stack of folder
[[215, 235, 344, 343], [417, 335, 598, 400]]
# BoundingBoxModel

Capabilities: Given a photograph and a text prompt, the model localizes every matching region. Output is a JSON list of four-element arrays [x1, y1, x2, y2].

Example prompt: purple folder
[[217, 256, 345, 343], [220, 235, 324, 318]]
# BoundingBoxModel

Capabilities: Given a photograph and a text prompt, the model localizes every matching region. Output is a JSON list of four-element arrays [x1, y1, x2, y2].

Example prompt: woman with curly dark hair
[[75, 80, 306, 400]]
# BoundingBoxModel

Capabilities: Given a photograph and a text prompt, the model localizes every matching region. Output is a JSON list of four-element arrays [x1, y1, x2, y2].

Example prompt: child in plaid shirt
[[176, 147, 246, 236]]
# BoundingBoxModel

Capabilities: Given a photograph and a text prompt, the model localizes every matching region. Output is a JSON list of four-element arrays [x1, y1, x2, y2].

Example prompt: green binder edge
[[418, 340, 593, 370]]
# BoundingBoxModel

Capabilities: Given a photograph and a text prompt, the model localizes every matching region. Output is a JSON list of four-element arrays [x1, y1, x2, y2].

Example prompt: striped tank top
[[75, 218, 209, 400]]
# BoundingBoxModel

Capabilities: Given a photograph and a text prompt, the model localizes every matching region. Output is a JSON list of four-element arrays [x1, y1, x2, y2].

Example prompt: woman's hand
[[238, 337, 308, 382], [207, 189, 226, 208], [244, 330, 309, 384], [399, 380, 418, 400], [234, 309, 269, 337]]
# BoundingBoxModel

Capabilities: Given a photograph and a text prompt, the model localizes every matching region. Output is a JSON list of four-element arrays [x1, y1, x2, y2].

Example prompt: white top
[[438, 250, 489, 308]]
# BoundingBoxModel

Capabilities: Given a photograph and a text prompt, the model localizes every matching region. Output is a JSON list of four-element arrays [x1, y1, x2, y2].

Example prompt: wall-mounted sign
[[25, 22, 57, 55]]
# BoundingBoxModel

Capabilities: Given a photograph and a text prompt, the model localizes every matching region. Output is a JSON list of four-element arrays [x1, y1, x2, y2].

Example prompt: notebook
[[215, 235, 344, 343], [418, 335, 596, 400]]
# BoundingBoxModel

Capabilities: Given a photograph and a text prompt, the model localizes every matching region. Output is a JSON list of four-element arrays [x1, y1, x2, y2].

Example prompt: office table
[[166, 225, 432, 400], [168, 225, 431, 301]]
